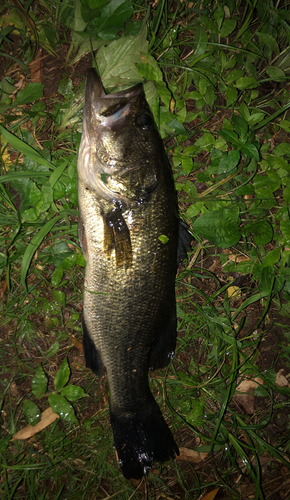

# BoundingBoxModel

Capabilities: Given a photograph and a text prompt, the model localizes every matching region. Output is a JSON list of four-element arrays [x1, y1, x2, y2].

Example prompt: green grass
[[1, 0, 290, 498]]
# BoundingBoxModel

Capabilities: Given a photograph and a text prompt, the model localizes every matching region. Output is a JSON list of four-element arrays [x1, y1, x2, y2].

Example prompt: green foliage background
[[1, 0, 290, 498]]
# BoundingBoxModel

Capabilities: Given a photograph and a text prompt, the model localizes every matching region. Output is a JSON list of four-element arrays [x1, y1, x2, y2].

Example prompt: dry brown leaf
[[29, 47, 44, 83], [222, 250, 250, 265], [12, 407, 59, 441], [201, 488, 220, 500], [9, 382, 18, 398], [234, 377, 263, 415], [176, 447, 208, 463], [69, 334, 83, 352], [0, 278, 7, 299], [276, 369, 289, 388]]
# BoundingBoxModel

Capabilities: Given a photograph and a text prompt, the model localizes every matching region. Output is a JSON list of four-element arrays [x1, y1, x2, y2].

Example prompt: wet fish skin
[[78, 68, 179, 479]]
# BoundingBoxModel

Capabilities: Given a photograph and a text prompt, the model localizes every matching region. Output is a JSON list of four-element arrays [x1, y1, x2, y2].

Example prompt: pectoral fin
[[103, 209, 132, 268]]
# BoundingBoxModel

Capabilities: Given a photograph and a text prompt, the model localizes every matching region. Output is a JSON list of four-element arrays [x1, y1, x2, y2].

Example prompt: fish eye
[[135, 114, 153, 131]]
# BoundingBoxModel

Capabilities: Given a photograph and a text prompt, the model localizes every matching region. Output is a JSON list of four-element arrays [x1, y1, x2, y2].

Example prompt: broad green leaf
[[226, 70, 244, 83], [144, 81, 159, 124], [53, 181, 66, 199], [280, 221, 290, 240], [260, 266, 275, 294], [165, 118, 186, 135], [93, 0, 133, 39], [184, 91, 203, 100], [21, 216, 62, 291], [247, 112, 265, 126], [263, 248, 281, 268], [51, 265, 63, 287], [226, 84, 238, 107], [266, 66, 285, 78], [137, 62, 160, 82], [62, 254, 76, 270], [194, 132, 215, 152], [47, 341, 60, 357], [40, 184, 53, 212], [279, 120, 290, 133], [14, 83, 44, 106], [32, 365, 48, 398], [58, 77, 73, 97], [198, 76, 207, 96], [218, 149, 240, 174], [97, 26, 148, 90], [274, 142, 290, 157], [214, 3, 224, 29], [244, 221, 273, 245], [182, 156, 193, 175], [192, 207, 241, 248], [81, 3, 102, 22], [186, 402, 204, 426], [240, 143, 260, 161], [220, 18, 237, 37], [186, 202, 204, 218], [258, 33, 279, 54], [239, 101, 250, 121], [48, 393, 78, 424], [155, 81, 171, 108], [86, 0, 110, 9], [136, 53, 163, 81], [54, 358, 70, 391], [204, 85, 215, 107], [61, 385, 88, 402], [51, 290, 66, 307], [236, 77, 258, 90], [232, 115, 248, 139], [23, 400, 41, 426], [255, 187, 277, 210], [76, 253, 86, 266], [219, 129, 239, 145]]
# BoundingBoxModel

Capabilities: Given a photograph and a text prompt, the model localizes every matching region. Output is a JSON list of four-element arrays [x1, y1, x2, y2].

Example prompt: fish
[[77, 67, 182, 479]]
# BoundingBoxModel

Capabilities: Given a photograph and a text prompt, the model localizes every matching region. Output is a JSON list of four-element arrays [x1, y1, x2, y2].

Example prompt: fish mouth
[[84, 68, 143, 129]]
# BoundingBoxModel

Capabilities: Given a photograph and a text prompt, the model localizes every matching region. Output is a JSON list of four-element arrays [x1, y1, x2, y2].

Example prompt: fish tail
[[110, 395, 179, 479]]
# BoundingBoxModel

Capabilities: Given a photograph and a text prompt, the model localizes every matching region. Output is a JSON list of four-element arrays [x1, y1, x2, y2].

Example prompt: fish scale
[[78, 68, 180, 479]]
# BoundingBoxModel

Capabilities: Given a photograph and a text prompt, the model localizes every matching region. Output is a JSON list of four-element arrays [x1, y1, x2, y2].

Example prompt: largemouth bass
[[77, 68, 180, 479]]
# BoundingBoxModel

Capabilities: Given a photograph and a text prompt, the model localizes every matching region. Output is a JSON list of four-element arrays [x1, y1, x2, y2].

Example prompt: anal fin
[[149, 302, 177, 370], [82, 318, 104, 376]]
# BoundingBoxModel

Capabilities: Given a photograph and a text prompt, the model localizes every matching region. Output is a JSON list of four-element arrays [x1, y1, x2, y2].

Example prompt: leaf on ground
[[29, 47, 44, 83], [12, 407, 59, 440], [234, 377, 264, 415], [97, 24, 148, 90], [69, 334, 83, 352], [228, 285, 241, 299], [276, 369, 290, 388], [176, 446, 208, 463], [222, 250, 250, 265], [201, 488, 220, 500]]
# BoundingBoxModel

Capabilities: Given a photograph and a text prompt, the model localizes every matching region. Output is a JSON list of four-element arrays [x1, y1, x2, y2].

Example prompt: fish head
[[78, 68, 165, 204]]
